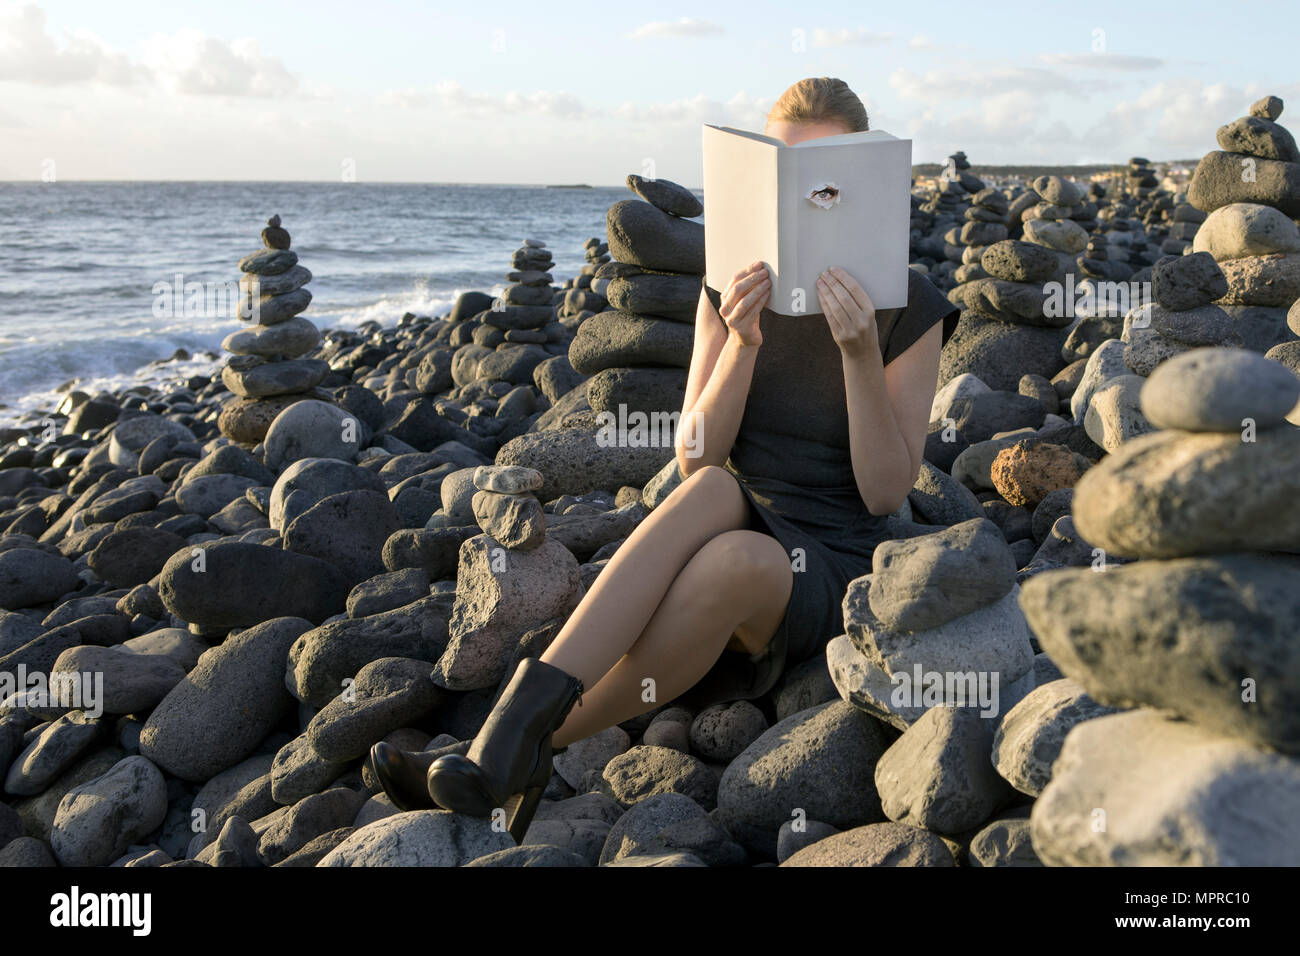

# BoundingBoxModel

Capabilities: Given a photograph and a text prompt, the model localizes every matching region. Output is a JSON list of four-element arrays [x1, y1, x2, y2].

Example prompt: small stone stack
[[555, 238, 612, 334], [1019, 347, 1300, 865], [1020, 176, 1090, 270], [1125, 156, 1158, 200], [951, 188, 1010, 285], [1188, 94, 1300, 355], [1164, 197, 1205, 254], [1121, 251, 1233, 375], [451, 239, 561, 397], [218, 216, 329, 443], [469, 464, 546, 551]]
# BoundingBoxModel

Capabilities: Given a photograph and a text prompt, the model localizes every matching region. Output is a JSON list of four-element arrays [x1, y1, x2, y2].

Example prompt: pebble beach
[[0, 92, 1298, 870]]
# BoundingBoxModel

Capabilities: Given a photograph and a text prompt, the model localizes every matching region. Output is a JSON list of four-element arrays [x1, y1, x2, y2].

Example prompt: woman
[[370, 76, 960, 842]]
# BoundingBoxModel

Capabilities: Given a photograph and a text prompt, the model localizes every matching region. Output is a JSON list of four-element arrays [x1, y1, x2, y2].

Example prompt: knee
[[680, 464, 735, 498], [694, 530, 792, 596]]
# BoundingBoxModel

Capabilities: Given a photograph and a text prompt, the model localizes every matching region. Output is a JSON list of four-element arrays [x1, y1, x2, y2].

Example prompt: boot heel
[[506, 783, 545, 844]]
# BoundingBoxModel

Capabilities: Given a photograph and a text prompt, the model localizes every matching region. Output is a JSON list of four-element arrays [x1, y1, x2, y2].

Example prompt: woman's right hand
[[718, 261, 770, 348]]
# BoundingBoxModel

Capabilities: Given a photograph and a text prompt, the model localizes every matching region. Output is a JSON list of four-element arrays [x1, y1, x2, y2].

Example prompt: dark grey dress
[[678, 268, 960, 711]]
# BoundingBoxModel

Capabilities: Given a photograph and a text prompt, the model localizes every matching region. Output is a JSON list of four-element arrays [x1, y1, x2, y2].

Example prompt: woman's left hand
[[817, 266, 878, 359]]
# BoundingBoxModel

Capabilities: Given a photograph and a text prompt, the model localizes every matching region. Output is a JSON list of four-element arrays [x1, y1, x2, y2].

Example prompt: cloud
[[889, 64, 1084, 101], [381, 81, 587, 118], [0, 3, 141, 85], [613, 90, 771, 129], [1082, 78, 1240, 155], [1040, 52, 1165, 71], [628, 18, 723, 39], [811, 27, 893, 47], [908, 35, 936, 50], [141, 30, 297, 97]]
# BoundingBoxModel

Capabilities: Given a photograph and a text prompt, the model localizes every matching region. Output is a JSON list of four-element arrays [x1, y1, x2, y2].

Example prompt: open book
[[702, 124, 913, 313]]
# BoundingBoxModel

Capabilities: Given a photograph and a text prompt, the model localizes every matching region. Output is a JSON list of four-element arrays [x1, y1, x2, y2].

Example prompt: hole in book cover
[[807, 182, 840, 209]]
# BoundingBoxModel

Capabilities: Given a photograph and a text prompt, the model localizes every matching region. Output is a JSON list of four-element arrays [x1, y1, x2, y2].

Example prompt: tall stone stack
[[218, 215, 328, 444], [1188, 94, 1300, 355], [1020, 176, 1090, 272], [556, 238, 610, 335], [1125, 156, 1159, 200], [1019, 347, 1300, 865], [571, 175, 703, 423]]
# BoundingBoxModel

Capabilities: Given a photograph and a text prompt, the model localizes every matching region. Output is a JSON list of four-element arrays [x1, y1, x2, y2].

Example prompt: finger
[[721, 268, 767, 314], [829, 266, 873, 314], [816, 277, 846, 332], [822, 272, 858, 318]]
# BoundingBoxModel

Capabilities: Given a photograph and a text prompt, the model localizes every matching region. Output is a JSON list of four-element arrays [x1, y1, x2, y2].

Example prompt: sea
[[0, 181, 630, 426]]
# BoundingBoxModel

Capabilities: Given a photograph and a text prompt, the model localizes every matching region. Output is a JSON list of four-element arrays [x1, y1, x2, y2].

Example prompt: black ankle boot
[[369, 738, 472, 812], [426, 657, 583, 843]]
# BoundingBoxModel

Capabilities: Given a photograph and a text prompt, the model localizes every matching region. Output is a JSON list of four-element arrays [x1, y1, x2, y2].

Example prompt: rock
[[1151, 251, 1228, 310], [780, 822, 955, 866], [263, 401, 368, 473], [1250, 95, 1284, 120], [1192, 201, 1300, 261], [196, 816, 261, 867], [5, 712, 107, 797], [601, 745, 717, 809], [989, 440, 1084, 508], [1069, 338, 1128, 424], [776, 818, 841, 863], [717, 701, 891, 831], [158, 541, 349, 627], [605, 200, 705, 274], [108, 414, 194, 469], [269, 734, 349, 805], [49, 756, 167, 867], [688, 702, 768, 763], [346, 568, 431, 619], [598, 792, 744, 866], [222, 317, 322, 358], [287, 596, 449, 708], [1020, 554, 1300, 753], [980, 240, 1059, 283], [867, 518, 1017, 632], [1146, 303, 1234, 346], [222, 358, 327, 398], [1084, 375, 1153, 452], [49, 646, 185, 715], [1070, 427, 1300, 558], [908, 461, 984, 526], [306, 657, 442, 761], [257, 787, 366, 865], [1218, 252, 1300, 307], [1021, 217, 1088, 254], [218, 394, 312, 444], [553, 726, 630, 790], [269, 457, 388, 532], [1030, 709, 1300, 865], [947, 392, 1047, 444], [992, 678, 1118, 796], [318, 810, 514, 867], [969, 807, 1040, 867], [175, 474, 261, 518], [498, 426, 672, 505], [569, 311, 693, 377], [0, 549, 79, 610], [471, 490, 546, 551], [875, 703, 1011, 835], [283, 490, 402, 586], [238, 248, 297, 275], [939, 312, 1066, 393], [1187, 150, 1300, 219], [625, 174, 703, 218], [434, 536, 580, 691], [1140, 347, 1300, 432], [472, 465, 543, 495], [1216, 114, 1300, 163], [139, 617, 313, 781]]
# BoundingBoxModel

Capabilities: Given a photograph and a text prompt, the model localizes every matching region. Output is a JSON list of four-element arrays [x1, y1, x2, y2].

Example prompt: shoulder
[[879, 268, 960, 367]]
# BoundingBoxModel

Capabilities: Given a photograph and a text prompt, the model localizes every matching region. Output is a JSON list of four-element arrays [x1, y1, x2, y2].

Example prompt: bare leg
[[539, 464, 750, 689], [552, 529, 793, 748]]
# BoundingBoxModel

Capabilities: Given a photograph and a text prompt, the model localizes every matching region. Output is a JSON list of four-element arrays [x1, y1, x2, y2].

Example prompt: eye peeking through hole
[[808, 182, 840, 209]]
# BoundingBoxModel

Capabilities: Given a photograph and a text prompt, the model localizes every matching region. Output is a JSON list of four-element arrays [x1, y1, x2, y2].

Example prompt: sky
[[2, 0, 1297, 185]]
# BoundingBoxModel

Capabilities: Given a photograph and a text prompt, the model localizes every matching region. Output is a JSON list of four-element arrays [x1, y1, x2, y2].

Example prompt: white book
[[701, 124, 913, 312]]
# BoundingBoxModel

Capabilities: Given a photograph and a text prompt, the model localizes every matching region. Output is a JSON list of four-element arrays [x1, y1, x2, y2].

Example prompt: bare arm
[[818, 267, 943, 515], [675, 263, 771, 475]]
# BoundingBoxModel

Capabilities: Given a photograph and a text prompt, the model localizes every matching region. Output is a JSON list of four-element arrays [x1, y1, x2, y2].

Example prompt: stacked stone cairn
[[1017, 347, 1300, 865], [1189, 94, 1300, 356], [218, 215, 328, 444]]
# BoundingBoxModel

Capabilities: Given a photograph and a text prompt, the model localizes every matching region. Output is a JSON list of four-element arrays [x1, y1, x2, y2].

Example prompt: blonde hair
[[766, 77, 869, 133]]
